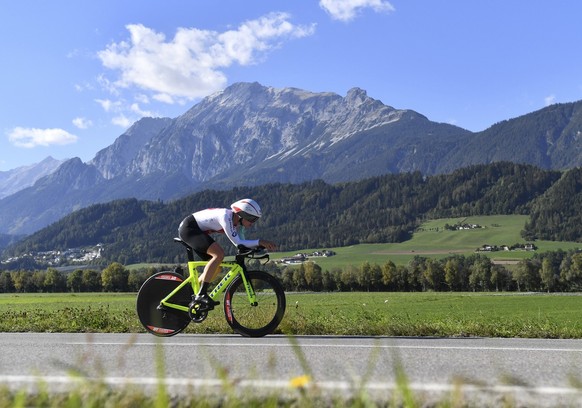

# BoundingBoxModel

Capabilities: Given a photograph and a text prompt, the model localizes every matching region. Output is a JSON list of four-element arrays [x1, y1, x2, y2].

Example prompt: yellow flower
[[290, 374, 311, 388]]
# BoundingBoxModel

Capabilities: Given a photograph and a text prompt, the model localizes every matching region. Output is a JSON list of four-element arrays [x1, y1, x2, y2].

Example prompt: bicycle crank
[[188, 300, 208, 323]]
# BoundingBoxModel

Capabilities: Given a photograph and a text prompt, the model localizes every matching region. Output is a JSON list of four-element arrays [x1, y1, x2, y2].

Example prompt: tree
[[45, 268, 66, 292], [281, 268, 294, 291], [539, 258, 558, 292], [369, 264, 383, 291], [101, 262, 129, 292], [560, 252, 582, 291], [128, 269, 149, 292], [0, 271, 14, 293], [490, 264, 512, 291], [512, 259, 540, 291], [381, 260, 397, 290], [82, 269, 102, 292], [469, 256, 492, 292], [340, 266, 358, 291], [358, 262, 374, 292], [407, 256, 427, 291], [444, 258, 461, 291], [31, 271, 46, 292], [12, 271, 32, 293], [292, 265, 308, 291], [303, 262, 323, 291], [423, 258, 444, 291], [67, 269, 84, 292]]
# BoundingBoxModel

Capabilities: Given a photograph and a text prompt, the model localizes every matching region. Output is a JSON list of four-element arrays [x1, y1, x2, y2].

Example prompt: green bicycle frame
[[159, 259, 257, 312]]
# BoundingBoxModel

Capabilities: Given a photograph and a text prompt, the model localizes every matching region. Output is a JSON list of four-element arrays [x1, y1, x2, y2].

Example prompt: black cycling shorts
[[178, 214, 214, 261]]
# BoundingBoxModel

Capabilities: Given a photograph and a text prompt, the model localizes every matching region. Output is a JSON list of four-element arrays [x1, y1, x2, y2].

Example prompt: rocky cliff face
[[101, 82, 419, 184], [90, 117, 173, 179]]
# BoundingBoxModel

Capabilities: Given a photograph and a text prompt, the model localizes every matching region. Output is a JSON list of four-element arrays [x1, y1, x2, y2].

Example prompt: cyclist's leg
[[194, 243, 224, 309], [178, 215, 214, 267], [178, 216, 223, 309], [198, 242, 224, 288]]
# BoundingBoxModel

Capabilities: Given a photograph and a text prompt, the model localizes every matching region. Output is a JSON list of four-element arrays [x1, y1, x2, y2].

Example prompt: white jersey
[[193, 208, 260, 248]]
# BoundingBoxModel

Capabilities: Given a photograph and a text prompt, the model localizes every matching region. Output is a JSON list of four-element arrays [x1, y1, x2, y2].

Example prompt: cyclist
[[178, 198, 276, 309]]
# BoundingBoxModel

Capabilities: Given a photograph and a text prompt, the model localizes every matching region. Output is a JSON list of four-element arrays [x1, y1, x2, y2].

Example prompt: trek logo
[[210, 271, 234, 295]]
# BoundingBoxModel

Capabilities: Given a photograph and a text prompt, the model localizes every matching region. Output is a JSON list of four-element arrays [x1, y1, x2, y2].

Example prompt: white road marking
[[66, 341, 582, 353]]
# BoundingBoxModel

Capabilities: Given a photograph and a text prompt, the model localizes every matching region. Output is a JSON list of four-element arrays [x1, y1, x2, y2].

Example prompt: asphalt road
[[1, 333, 582, 406]]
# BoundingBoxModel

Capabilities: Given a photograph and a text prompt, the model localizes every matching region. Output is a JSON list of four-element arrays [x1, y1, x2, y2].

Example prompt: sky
[[1, 1, 582, 172]]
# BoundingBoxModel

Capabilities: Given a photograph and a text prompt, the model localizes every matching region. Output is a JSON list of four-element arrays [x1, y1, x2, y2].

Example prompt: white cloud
[[134, 94, 150, 104], [112, 115, 132, 128], [97, 13, 315, 103], [72, 117, 93, 129], [544, 94, 556, 106], [7, 127, 78, 148], [96, 97, 154, 128], [319, 0, 395, 22], [95, 98, 121, 112], [130, 103, 155, 118]]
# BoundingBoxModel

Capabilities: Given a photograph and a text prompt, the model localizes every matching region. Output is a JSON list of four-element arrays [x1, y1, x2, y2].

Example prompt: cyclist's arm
[[220, 212, 260, 248]]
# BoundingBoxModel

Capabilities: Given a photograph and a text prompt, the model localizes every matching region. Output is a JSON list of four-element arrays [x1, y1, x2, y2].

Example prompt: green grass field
[[272, 215, 582, 269], [2, 291, 582, 338]]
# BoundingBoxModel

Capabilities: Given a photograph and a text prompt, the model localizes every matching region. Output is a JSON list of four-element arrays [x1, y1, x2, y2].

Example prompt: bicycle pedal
[[196, 303, 216, 312], [193, 295, 219, 310]]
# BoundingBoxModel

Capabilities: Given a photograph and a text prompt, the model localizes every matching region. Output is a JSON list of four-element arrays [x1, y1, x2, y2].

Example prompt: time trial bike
[[136, 238, 286, 337]]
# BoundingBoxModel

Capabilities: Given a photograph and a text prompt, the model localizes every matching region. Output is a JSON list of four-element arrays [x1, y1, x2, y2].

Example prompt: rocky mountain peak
[[0, 156, 66, 199], [345, 87, 368, 104]]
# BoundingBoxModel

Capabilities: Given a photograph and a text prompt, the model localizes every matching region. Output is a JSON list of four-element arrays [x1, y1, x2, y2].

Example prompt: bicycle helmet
[[231, 198, 262, 223]]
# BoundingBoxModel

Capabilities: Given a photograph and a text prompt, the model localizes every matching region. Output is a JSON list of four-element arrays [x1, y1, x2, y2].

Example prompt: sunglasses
[[240, 213, 259, 223]]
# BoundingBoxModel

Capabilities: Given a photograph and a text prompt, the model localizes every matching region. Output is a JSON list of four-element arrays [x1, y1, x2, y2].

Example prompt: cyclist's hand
[[259, 240, 277, 251]]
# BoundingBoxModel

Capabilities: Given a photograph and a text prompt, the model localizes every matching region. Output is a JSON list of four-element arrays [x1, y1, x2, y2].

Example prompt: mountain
[[438, 102, 582, 173], [89, 82, 471, 186], [1, 82, 582, 237], [0, 156, 65, 199]]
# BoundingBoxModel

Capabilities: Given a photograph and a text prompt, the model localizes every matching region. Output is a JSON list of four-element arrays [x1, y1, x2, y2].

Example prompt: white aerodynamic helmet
[[230, 198, 262, 223]]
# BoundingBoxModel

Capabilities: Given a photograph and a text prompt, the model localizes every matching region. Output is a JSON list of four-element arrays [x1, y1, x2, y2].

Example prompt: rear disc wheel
[[136, 271, 192, 337]]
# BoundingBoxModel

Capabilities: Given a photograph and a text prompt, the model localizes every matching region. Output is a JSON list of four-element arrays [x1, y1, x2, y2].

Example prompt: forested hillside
[[522, 167, 582, 241], [3, 162, 579, 267]]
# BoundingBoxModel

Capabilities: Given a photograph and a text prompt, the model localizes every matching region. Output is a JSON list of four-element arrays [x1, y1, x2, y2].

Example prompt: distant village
[[476, 243, 537, 252], [1, 245, 103, 267], [277, 250, 336, 265]]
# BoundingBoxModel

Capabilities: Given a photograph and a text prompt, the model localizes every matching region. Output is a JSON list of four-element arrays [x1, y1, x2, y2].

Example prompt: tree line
[[0, 263, 169, 294], [2, 247, 581, 294], [273, 249, 582, 293]]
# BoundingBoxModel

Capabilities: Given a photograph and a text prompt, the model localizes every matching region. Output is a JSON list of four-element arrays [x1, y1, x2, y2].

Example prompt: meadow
[[123, 215, 582, 271], [1, 291, 582, 338], [272, 215, 582, 269]]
